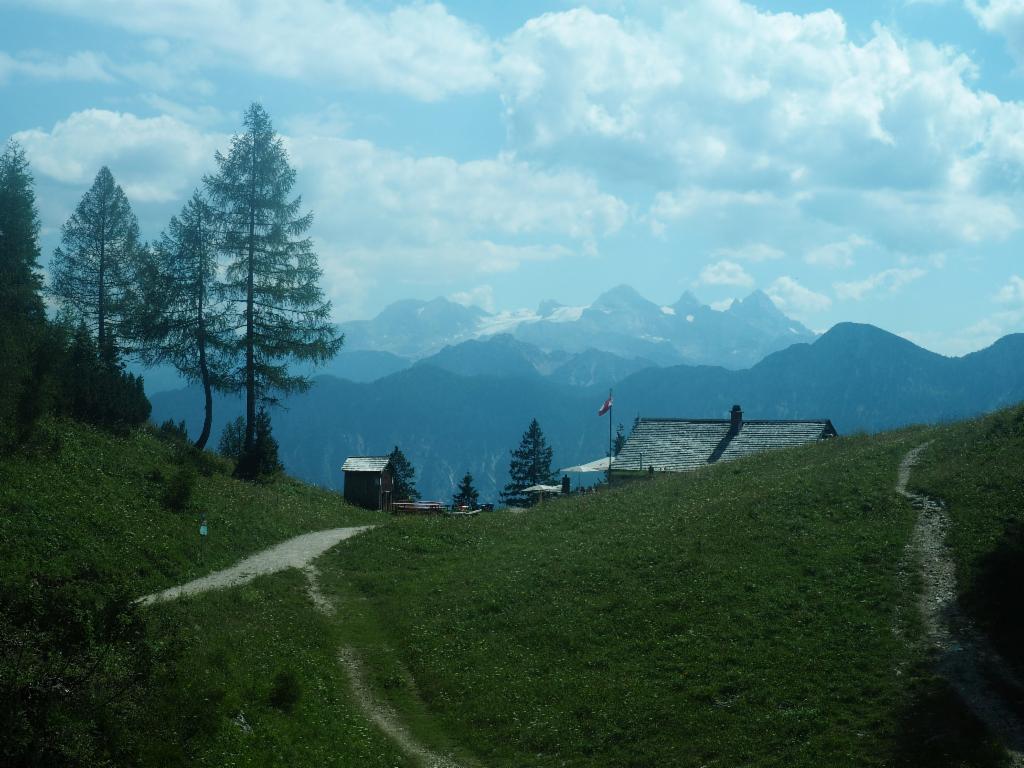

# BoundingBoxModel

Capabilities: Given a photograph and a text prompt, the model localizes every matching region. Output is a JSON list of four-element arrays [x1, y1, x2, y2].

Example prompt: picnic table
[[392, 500, 446, 515]]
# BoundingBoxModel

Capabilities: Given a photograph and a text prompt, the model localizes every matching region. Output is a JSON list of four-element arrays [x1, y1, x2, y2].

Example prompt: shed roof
[[341, 456, 391, 473], [615, 416, 836, 472]]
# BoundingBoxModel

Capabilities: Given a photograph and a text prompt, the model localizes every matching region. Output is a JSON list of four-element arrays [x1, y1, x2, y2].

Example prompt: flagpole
[[607, 388, 613, 488]]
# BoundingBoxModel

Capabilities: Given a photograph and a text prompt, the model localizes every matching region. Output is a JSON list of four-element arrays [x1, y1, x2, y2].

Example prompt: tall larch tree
[[204, 103, 342, 455], [131, 192, 229, 449], [501, 418, 556, 507], [50, 166, 141, 357]]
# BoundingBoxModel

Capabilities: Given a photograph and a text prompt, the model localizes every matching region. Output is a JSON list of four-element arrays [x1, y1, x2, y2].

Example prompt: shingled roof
[[341, 456, 391, 473], [614, 406, 836, 472]]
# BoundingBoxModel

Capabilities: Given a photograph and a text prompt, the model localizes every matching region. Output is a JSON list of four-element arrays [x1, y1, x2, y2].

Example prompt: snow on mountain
[[337, 286, 817, 369]]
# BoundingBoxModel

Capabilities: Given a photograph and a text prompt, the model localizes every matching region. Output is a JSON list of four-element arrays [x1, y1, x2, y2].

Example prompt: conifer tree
[[388, 446, 420, 501], [131, 192, 229, 449], [50, 166, 142, 353], [453, 472, 479, 509], [501, 418, 555, 507], [0, 141, 44, 324], [204, 103, 342, 457], [0, 142, 46, 446]]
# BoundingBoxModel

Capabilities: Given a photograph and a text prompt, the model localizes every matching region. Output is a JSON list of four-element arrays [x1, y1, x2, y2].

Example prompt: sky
[[2, 0, 1024, 356]]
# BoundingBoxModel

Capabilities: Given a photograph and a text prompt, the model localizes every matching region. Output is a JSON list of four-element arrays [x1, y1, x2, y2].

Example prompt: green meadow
[[5, 407, 1024, 766], [324, 425, 1006, 767]]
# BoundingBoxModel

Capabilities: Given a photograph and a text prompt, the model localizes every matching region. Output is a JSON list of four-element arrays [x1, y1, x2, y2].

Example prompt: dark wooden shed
[[341, 456, 394, 511]]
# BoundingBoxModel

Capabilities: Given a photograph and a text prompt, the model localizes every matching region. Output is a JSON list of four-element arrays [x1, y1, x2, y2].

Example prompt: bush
[[188, 448, 225, 478], [161, 465, 197, 513], [233, 409, 282, 482], [217, 416, 245, 461], [0, 574, 165, 767], [156, 419, 189, 445], [268, 669, 301, 713]]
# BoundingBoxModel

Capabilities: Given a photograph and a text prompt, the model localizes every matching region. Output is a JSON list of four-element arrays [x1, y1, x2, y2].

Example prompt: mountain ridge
[[151, 322, 1024, 504], [336, 285, 816, 369]]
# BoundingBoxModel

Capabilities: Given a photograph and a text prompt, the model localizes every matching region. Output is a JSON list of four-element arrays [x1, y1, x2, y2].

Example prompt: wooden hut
[[341, 456, 394, 511]]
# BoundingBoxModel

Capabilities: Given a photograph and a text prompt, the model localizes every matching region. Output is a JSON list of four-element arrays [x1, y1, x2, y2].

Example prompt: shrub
[[161, 465, 197, 513], [0, 574, 164, 767], [268, 669, 301, 713], [233, 409, 282, 482], [188, 448, 225, 478], [217, 416, 245, 461], [156, 419, 189, 444]]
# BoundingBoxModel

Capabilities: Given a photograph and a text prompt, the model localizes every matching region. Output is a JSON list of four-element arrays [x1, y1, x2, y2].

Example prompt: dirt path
[[337, 646, 462, 768], [136, 525, 464, 767], [135, 526, 374, 606], [898, 444, 1024, 765], [304, 566, 465, 767]]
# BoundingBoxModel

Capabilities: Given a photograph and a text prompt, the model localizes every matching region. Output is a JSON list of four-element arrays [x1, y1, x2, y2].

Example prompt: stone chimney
[[729, 404, 743, 435]]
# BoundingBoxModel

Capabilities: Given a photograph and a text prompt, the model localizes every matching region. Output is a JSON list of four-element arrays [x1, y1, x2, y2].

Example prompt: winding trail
[[337, 646, 462, 768], [898, 444, 1024, 765], [136, 526, 373, 606], [135, 525, 464, 767]]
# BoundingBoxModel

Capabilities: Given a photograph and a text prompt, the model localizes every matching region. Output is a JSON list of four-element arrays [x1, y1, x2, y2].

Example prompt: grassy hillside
[[0, 419, 406, 768], [0, 420, 380, 593], [910, 403, 1024, 674], [6, 409, 1024, 766], [322, 426, 1005, 767]]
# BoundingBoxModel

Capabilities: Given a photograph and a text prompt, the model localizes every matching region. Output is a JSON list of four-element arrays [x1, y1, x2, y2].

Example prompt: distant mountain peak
[[592, 284, 658, 310], [342, 283, 816, 369], [672, 290, 702, 311], [728, 289, 778, 314], [537, 299, 564, 317]]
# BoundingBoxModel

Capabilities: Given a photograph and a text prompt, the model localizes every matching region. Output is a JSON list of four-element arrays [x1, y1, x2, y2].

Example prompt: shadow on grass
[[963, 521, 1024, 678], [891, 667, 1008, 768]]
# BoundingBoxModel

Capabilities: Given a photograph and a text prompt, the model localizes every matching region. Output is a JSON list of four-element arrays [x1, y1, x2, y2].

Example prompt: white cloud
[[995, 274, 1024, 304], [290, 137, 627, 247], [499, 3, 1009, 184], [449, 285, 496, 313], [17, 106, 626, 319], [13, 109, 224, 202], [709, 298, 735, 311], [499, 1, 1024, 252], [767, 276, 831, 314], [648, 187, 779, 233], [804, 235, 868, 268], [834, 267, 928, 300], [900, 306, 1024, 354], [699, 260, 754, 287], [967, 1, 1024, 64], [0, 50, 115, 83], [19, 0, 495, 100], [713, 242, 785, 262]]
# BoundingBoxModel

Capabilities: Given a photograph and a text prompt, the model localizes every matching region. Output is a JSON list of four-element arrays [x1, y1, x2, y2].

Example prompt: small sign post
[[199, 515, 208, 563]]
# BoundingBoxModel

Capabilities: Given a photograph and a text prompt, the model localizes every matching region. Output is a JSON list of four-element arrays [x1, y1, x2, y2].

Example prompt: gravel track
[[899, 444, 1024, 765], [135, 526, 373, 606]]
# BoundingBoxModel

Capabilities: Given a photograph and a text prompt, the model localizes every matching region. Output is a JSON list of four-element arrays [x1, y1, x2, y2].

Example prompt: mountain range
[[336, 285, 816, 371], [151, 323, 1024, 505]]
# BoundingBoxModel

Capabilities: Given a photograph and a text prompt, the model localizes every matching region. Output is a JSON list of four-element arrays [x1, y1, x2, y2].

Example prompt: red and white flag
[[598, 394, 613, 416]]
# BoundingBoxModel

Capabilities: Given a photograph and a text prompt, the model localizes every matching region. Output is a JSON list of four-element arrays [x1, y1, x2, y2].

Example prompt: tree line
[[0, 103, 340, 477]]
